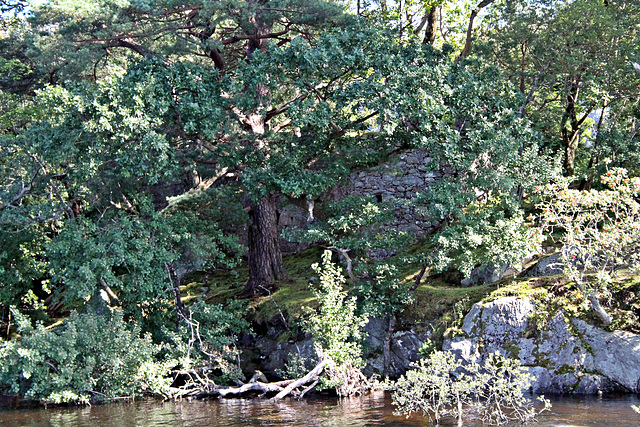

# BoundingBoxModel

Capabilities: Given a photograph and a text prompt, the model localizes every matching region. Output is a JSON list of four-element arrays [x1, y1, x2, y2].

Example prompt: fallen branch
[[216, 380, 291, 397], [272, 358, 329, 401]]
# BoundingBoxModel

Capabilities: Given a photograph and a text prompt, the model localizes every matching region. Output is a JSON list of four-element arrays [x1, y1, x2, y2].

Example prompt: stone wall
[[276, 148, 443, 254], [342, 149, 440, 236]]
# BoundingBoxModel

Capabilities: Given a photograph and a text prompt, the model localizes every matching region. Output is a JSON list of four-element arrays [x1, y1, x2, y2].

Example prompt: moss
[[566, 318, 594, 355], [556, 365, 576, 375], [503, 340, 521, 360]]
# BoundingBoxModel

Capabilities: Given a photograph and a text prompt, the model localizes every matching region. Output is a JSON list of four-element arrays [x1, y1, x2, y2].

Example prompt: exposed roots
[[327, 361, 378, 397]]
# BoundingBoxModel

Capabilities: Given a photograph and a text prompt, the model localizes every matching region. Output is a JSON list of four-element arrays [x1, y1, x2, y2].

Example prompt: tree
[[538, 168, 640, 326], [477, 0, 640, 176], [412, 61, 559, 280], [3, 0, 353, 294]]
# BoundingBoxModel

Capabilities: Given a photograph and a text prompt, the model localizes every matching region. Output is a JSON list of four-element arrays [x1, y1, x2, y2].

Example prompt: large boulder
[[444, 296, 640, 394]]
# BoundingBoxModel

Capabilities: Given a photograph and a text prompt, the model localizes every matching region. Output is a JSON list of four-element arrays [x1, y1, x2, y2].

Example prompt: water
[[1, 392, 638, 426]]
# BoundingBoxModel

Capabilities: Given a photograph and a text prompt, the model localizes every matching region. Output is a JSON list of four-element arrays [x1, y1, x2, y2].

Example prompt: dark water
[[1, 392, 639, 426]]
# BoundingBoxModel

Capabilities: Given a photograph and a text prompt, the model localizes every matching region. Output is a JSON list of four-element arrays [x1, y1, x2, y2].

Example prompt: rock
[[524, 253, 563, 277], [526, 366, 553, 393], [364, 317, 388, 351], [480, 297, 533, 339], [573, 318, 640, 392], [443, 337, 479, 363], [576, 374, 612, 394], [461, 263, 511, 286], [389, 330, 424, 378], [252, 336, 317, 379], [444, 296, 640, 395], [549, 373, 579, 393]]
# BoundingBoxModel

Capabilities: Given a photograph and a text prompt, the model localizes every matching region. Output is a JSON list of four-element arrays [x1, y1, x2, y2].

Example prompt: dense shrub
[[0, 309, 170, 404]]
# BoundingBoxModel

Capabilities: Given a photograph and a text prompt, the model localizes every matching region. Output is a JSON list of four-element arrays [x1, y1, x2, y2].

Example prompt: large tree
[[3, 0, 460, 302], [4, 0, 353, 294], [477, 0, 640, 176]]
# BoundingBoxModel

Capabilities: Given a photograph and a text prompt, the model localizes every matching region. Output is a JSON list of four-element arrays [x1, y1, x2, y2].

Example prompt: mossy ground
[[183, 241, 640, 337]]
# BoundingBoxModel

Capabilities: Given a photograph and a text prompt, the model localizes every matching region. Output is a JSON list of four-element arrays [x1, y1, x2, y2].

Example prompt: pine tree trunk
[[244, 193, 288, 294]]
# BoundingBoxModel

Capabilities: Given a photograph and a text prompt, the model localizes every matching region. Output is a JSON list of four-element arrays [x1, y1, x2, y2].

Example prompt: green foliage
[[407, 59, 560, 281], [478, 0, 640, 175], [392, 350, 550, 425], [275, 352, 314, 380], [283, 196, 413, 316], [429, 199, 544, 278], [304, 250, 368, 367], [161, 299, 250, 385], [0, 309, 169, 404]]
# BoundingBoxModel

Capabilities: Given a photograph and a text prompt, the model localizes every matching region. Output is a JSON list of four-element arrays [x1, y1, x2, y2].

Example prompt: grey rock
[[461, 263, 511, 286], [549, 373, 579, 393], [524, 253, 564, 277], [402, 175, 423, 187], [389, 330, 424, 378], [526, 366, 553, 393], [445, 296, 640, 394], [462, 303, 483, 335], [479, 297, 533, 344], [364, 317, 388, 352], [575, 374, 612, 394], [443, 337, 479, 363], [573, 318, 640, 392]]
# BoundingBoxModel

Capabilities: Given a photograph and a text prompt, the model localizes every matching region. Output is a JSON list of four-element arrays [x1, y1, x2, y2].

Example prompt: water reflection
[[1, 392, 639, 426]]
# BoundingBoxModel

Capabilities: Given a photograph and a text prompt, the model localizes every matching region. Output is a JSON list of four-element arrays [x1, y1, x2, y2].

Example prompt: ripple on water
[[0, 392, 639, 426]]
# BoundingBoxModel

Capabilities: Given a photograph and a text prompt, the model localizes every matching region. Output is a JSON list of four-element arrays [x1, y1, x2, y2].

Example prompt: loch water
[[1, 392, 639, 426]]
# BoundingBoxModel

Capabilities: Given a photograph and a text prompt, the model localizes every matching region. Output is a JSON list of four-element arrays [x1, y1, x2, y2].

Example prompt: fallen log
[[216, 380, 290, 397], [271, 358, 329, 401]]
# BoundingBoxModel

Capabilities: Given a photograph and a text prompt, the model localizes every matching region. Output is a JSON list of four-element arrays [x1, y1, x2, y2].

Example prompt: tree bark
[[423, 6, 439, 45], [382, 315, 396, 377], [244, 193, 288, 294], [272, 358, 329, 400], [588, 294, 612, 326], [456, 0, 495, 62], [560, 76, 592, 176]]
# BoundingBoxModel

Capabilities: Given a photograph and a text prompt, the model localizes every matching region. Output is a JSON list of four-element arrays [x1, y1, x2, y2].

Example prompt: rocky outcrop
[[523, 253, 564, 277], [247, 318, 427, 381], [444, 296, 640, 394], [361, 318, 427, 378]]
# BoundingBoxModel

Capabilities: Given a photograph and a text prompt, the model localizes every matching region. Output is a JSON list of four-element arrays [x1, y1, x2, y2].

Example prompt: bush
[[305, 250, 368, 367], [162, 299, 250, 385], [392, 350, 550, 425], [538, 167, 640, 325], [304, 250, 372, 395], [0, 309, 170, 404]]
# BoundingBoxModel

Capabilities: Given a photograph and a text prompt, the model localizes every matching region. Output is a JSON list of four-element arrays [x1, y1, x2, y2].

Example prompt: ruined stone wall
[[339, 148, 441, 236], [276, 148, 442, 254]]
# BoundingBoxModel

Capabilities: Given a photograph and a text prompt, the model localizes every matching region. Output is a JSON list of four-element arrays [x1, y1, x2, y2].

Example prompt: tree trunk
[[560, 76, 592, 176], [423, 6, 439, 44], [383, 315, 396, 377], [456, 0, 496, 62], [244, 192, 288, 294], [588, 294, 612, 326]]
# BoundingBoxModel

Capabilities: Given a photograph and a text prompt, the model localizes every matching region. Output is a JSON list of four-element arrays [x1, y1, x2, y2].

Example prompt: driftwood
[[272, 358, 329, 400], [172, 353, 374, 400], [216, 380, 294, 397], [172, 359, 330, 400]]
